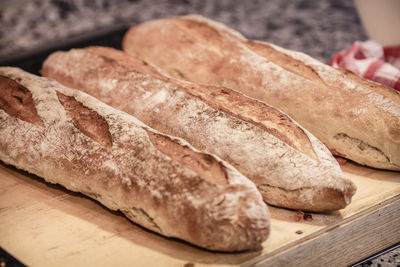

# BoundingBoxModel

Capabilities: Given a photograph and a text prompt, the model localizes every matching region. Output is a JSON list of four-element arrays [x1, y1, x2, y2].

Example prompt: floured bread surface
[[122, 15, 400, 171], [0, 67, 270, 252], [42, 48, 356, 212]]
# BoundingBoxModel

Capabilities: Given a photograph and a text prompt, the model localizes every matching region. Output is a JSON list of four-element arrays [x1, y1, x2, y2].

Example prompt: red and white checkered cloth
[[328, 40, 400, 91]]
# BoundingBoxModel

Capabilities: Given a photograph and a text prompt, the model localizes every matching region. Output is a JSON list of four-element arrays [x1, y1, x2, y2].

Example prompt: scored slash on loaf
[[121, 14, 400, 171], [42, 46, 356, 212], [0, 67, 270, 252]]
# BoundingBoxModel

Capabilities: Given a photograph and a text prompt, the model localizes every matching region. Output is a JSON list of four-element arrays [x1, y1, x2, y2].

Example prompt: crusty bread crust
[[42, 47, 356, 212], [122, 15, 400, 171], [0, 67, 270, 252]]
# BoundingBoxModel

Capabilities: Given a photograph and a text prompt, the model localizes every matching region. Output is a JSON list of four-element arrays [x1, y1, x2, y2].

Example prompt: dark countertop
[[0, 0, 398, 266]]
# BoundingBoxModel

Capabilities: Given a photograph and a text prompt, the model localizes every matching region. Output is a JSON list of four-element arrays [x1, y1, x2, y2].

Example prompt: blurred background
[[0, 0, 398, 266], [0, 0, 368, 63]]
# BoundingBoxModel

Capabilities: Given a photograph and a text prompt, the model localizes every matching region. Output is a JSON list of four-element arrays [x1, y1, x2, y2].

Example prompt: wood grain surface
[[0, 161, 399, 266]]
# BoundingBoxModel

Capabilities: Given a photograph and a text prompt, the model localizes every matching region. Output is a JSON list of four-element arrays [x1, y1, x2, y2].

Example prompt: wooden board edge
[[243, 194, 400, 267]]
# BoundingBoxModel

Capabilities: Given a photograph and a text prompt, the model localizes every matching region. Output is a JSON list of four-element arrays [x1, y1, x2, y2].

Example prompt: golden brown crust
[[245, 41, 325, 87], [85, 46, 162, 78], [173, 82, 319, 162], [42, 48, 356, 212], [0, 75, 44, 126], [146, 129, 228, 186], [121, 15, 400, 171], [56, 91, 113, 148], [82, 47, 317, 159], [0, 67, 270, 252]]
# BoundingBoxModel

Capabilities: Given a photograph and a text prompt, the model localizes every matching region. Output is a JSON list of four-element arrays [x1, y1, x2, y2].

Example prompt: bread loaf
[[42, 47, 356, 212], [122, 15, 400, 171], [0, 66, 270, 252]]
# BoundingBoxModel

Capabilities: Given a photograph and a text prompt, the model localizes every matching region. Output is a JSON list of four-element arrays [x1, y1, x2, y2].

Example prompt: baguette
[[122, 15, 400, 171], [42, 47, 356, 212], [0, 66, 270, 252]]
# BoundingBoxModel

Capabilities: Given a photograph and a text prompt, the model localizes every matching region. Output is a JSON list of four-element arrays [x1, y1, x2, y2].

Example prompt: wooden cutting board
[[0, 161, 399, 267]]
